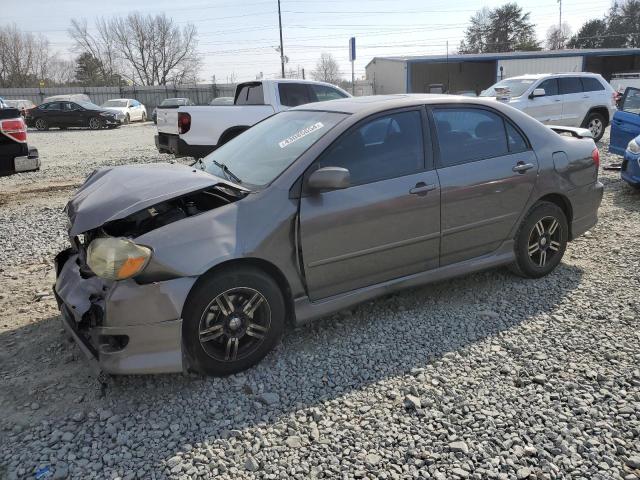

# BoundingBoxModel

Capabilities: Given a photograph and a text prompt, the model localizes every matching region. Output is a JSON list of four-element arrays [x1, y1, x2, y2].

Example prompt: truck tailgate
[[156, 108, 179, 134]]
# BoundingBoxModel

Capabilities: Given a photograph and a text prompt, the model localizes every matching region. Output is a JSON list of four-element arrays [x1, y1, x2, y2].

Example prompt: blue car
[[610, 87, 640, 187]]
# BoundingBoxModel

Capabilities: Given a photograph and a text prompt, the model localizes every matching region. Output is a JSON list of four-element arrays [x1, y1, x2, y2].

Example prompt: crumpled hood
[[66, 163, 246, 235], [103, 107, 127, 115]]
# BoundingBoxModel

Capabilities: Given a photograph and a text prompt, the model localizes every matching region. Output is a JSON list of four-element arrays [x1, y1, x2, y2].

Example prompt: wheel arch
[[582, 106, 610, 127], [185, 257, 296, 327], [535, 193, 574, 238], [218, 125, 250, 146]]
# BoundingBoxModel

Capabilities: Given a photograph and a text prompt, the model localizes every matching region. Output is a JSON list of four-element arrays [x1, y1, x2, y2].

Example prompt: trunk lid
[[66, 163, 247, 235]]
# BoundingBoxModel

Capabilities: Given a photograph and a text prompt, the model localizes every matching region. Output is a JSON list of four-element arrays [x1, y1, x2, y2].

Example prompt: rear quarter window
[[581, 77, 605, 92]]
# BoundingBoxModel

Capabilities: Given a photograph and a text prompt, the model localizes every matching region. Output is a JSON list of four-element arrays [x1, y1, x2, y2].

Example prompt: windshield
[[161, 98, 187, 106], [480, 79, 536, 98], [102, 100, 128, 108], [75, 100, 102, 110], [202, 110, 347, 187]]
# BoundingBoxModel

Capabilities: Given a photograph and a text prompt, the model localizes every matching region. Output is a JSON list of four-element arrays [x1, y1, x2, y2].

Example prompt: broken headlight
[[87, 237, 151, 280]]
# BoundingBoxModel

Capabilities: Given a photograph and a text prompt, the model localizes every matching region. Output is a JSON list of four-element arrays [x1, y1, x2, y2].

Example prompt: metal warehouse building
[[365, 48, 640, 95]]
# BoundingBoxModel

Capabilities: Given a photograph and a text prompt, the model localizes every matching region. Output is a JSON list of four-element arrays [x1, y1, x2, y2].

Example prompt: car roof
[[104, 98, 133, 101], [291, 94, 489, 115], [504, 72, 603, 80]]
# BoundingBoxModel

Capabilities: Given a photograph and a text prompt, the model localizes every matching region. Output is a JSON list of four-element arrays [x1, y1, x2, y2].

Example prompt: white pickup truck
[[155, 79, 350, 158]]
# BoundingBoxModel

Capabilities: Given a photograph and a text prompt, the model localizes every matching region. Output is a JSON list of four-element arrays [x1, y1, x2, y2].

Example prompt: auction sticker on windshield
[[279, 122, 324, 148]]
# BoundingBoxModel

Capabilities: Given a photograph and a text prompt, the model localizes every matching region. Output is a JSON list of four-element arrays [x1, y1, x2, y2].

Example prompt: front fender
[[135, 201, 241, 279]]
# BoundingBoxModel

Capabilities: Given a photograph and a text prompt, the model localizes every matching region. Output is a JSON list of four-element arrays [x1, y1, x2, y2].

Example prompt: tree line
[[0, 13, 200, 88], [458, 0, 640, 54]]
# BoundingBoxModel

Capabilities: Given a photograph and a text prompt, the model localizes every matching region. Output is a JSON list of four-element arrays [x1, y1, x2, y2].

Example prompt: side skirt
[[293, 240, 515, 326]]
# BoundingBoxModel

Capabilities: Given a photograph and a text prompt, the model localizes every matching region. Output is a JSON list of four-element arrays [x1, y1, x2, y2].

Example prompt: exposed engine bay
[[102, 185, 246, 238]]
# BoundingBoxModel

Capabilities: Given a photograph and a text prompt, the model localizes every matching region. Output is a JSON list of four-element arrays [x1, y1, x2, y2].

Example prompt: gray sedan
[[54, 95, 603, 376]]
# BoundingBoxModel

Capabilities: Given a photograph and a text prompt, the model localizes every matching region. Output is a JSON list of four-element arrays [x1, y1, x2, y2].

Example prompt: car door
[[44, 102, 62, 126], [558, 77, 586, 127], [610, 87, 640, 155], [432, 106, 538, 266], [58, 102, 80, 127], [298, 108, 441, 300], [522, 78, 563, 125]]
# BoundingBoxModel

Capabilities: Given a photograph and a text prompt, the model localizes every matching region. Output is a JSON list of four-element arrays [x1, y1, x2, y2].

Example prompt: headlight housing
[[87, 237, 151, 280], [627, 138, 640, 154]]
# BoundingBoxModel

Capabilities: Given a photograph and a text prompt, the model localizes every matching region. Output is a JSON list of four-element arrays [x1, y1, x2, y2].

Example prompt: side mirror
[[530, 88, 546, 98], [307, 167, 350, 191]]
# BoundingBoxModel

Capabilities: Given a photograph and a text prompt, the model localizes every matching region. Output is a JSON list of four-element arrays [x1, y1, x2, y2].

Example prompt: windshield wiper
[[213, 160, 242, 184]]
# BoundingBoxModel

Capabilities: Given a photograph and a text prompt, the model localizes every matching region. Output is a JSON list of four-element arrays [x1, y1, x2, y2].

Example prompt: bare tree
[[311, 53, 340, 84], [69, 18, 121, 84], [546, 23, 572, 50], [0, 24, 52, 87], [70, 13, 201, 86]]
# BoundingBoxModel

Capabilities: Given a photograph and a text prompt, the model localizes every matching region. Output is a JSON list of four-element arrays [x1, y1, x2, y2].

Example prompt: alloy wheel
[[198, 287, 271, 362], [527, 216, 562, 268], [89, 117, 101, 129], [35, 119, 47, 130], [588, 118, 603, 138]]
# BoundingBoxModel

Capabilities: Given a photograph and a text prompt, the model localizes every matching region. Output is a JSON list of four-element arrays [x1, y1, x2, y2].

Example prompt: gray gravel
[[1, 127, 639, 479]]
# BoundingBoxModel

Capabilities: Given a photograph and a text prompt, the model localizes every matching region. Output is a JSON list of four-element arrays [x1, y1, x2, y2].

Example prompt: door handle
[[513, 162, 534, 173], [409, 182, 437, 196]]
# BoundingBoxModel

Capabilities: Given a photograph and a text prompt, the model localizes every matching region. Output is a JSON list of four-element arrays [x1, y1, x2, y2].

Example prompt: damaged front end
[[53, 163, 248, 374]]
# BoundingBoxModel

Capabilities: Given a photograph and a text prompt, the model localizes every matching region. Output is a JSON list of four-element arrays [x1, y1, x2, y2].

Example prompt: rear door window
[[310, 85, 348, 102], [433, 107, 509, 167], [559, 77, 583, 95], [581, 77, 605, 92], [279, 83, 313, 107], [46, 102, 62, 111], [538, 78, 558, 96], [235, 84, 265, 105]]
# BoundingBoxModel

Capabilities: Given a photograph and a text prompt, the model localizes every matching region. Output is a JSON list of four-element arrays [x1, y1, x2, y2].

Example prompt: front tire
[[510, 201, 568, 278], [88, 117, 102, 130], [182, 266, 285, 376], [35, 118, 48, 131], [141, 112, 147, 122], [124, 114, 130, 125], [584, 112, 606, 142]]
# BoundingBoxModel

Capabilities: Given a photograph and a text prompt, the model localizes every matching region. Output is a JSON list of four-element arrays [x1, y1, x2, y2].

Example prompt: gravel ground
[[0, 125, 639, 480]]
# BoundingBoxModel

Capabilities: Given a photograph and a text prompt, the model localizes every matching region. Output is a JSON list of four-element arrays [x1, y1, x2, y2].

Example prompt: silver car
[[54, 95, 603, 376]]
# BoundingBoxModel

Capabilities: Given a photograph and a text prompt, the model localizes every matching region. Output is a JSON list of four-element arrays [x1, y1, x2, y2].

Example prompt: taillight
[[178, 112, 191, 134], [0, 118, 27, 143], [592, 147, 600, 169]]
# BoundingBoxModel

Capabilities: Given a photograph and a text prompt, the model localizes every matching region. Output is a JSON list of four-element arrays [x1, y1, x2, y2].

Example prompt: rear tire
[[182, 266, 285, 376], [124, 114, 130, 125], [510, 201, 568, 278], [583, 112, 606, 142]]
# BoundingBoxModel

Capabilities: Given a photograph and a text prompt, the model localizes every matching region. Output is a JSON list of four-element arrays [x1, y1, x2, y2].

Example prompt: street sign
[[349, 37, 356, 62]]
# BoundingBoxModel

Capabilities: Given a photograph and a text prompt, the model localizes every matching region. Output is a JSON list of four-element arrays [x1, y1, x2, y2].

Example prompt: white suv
[[480, 73, 617, 141]]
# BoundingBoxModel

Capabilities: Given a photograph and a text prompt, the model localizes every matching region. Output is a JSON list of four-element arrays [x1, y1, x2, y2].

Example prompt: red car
[[0, 107, 40, 175]]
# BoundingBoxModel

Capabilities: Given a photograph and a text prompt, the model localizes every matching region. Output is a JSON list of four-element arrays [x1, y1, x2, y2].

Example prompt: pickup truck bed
[[155, 79, 350, 158]]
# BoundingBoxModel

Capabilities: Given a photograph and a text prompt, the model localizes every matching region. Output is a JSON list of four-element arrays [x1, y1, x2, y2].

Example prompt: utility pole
[[278, 0, 285, 78], [558, 0, 562, 46]]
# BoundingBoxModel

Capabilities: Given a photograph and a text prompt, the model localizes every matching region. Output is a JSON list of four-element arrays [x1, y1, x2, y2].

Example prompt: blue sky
[[3, 0, 612, 83]]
